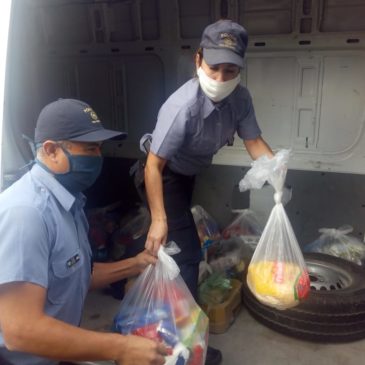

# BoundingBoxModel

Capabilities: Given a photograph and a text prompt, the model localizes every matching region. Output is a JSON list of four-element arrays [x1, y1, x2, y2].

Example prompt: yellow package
[[247, 260, 310, 310]]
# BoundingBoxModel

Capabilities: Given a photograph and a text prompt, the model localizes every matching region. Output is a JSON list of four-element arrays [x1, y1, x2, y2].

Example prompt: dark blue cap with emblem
[[200, 19, 248, 68], [34, 98, 127, 143]]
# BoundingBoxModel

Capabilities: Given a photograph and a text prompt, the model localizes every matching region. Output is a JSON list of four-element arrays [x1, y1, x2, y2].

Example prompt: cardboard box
[[202, 279, 242, 334]]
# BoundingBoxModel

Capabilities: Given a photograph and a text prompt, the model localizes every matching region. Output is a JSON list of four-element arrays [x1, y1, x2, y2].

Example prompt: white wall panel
[[318, 55, 365, 153]]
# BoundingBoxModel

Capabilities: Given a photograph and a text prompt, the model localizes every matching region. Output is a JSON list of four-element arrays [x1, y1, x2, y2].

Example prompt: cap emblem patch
[[84, 107, 100, 124], [219, 33, 237, 50]]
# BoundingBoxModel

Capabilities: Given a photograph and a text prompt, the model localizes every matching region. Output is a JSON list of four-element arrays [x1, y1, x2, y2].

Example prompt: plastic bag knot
[[274, 192, 282, 204]]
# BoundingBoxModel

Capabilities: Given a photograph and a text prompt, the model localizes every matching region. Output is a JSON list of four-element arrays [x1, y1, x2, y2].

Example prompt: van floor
[[81, 289, 365, 365]]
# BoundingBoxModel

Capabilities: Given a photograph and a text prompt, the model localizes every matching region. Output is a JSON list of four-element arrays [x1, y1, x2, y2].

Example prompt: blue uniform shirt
[[0, 164, 92, 365], [150, 78, 261, 175]]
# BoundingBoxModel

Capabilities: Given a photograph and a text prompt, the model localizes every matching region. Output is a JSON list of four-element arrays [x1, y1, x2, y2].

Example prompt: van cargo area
[[3, 0, 365, 244], [2, 0, 365, 364]]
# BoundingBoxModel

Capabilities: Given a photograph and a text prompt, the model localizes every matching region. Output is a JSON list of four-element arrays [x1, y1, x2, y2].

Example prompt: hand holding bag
[[113, 242, 209, 365]]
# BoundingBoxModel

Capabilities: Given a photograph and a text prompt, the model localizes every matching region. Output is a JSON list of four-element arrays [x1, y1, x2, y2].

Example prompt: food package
[[247, 261, 310, 308], [239, 149, 310, 310], [113, 242, 208, 365]]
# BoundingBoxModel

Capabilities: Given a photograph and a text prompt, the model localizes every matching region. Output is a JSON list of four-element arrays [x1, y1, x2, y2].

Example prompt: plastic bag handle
[[157, 242, 181, 280], [319, 225, 353, 238]]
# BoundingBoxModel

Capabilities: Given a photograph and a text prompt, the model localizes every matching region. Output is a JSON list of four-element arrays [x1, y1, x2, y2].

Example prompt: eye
[[84, 144, 102, 153], [209, 65, 219, 72], [226, 67, 239, 74]]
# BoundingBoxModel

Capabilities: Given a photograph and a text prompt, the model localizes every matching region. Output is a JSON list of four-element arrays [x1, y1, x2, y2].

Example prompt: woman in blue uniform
[[142, 19, 273, 365]]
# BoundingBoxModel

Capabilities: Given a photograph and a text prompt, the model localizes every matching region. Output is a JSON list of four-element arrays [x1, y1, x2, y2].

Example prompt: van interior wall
[[4, 0, 365, 245]]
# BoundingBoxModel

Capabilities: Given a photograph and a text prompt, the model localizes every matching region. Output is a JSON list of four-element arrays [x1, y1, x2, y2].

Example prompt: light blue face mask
[[36, 145, 103, 194]]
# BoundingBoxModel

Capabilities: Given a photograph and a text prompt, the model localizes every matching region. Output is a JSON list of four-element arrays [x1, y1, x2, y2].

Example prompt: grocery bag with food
[[113, 241, 209, 365], [239, 149, 310, 310], [304, 225, 365, 266]]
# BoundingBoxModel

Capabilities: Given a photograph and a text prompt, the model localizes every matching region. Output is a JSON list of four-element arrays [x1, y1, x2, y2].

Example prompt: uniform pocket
[[47, 250, 83, 304]]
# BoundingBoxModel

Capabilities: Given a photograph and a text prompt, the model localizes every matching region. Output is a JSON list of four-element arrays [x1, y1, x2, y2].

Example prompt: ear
[[42, 140, 60, 160], [195, 53, 202, 70]]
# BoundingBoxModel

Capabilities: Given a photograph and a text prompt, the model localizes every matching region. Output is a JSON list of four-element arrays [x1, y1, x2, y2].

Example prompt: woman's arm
[[144, 152, 168, 255], [244, 136, 274, 160]]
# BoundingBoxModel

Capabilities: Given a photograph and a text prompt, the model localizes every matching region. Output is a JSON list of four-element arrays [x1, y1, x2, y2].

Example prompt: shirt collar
[[31, 164, 86, 212], [199, 87, 232, 119], [200, 89, 216, 119]]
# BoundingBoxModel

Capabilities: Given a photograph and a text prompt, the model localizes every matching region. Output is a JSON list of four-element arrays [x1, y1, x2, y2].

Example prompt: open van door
[[0, 0, 12, 191]]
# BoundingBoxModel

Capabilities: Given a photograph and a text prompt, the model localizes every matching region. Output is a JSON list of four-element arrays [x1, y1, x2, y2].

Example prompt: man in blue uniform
[[142, 20, 274, 365], [0, 99, 168, 365]]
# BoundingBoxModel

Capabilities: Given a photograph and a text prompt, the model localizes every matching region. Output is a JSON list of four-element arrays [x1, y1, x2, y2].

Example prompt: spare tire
[[242, 253, 365, 342]]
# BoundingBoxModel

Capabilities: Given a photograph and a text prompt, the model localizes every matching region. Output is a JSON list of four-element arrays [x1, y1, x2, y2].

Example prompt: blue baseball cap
[[34, 98, 127, 143], [200, 19, 248, 68]]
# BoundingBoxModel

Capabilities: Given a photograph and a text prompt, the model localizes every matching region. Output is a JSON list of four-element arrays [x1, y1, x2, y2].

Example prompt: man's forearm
[[90, 258, 140, 289], [4, 313, 124, 362]]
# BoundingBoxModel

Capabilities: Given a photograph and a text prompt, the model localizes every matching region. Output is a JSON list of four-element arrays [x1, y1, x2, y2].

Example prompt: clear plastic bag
[[113, 242, 208, 365], [207, 237, 254, 280], [304, 225, 365, 265], [191, 205, 221, 248], [239, 150, 310, 310], [222, 209, 263, 239]]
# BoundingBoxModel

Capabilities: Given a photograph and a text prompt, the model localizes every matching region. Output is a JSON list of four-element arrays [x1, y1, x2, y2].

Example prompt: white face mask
[[197, 67, 241, 102]]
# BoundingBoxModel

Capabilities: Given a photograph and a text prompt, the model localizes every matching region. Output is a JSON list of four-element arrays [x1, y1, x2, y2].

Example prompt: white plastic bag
[[239, 150, 310, 310], [304, 225, 365, 265], [113, 242, 208, 365]]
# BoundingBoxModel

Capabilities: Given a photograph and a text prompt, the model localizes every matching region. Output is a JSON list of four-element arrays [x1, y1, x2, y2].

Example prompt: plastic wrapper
[[207, 238, 254, 281], [198, 273, 232, 307], [113, 242, 208, 365], [304, 225, 365, 265], [112, 205, 151, 246], [191, 205, 221, 249], [222, 209, 263, 239], [239, 150, 310, 310]]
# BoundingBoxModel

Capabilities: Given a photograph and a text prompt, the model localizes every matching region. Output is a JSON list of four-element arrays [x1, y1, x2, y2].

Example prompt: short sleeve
[[236, 89, 262, 140], [0, 206, 50, 288], [150, 102, 188, 160]]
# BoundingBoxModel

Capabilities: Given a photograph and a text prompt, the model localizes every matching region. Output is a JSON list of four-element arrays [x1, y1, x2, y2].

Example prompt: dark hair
[[193, 47, 204, 77]]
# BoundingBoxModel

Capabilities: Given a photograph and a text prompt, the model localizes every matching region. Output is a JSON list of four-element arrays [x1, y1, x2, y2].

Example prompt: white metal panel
[[320, 0, 365, 32], [318, 54, 365, 152], [214, 50, 365, 174], [238, 0, 294, 35], [244, 55, 296, 148], [294, 56, 321, 149]]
